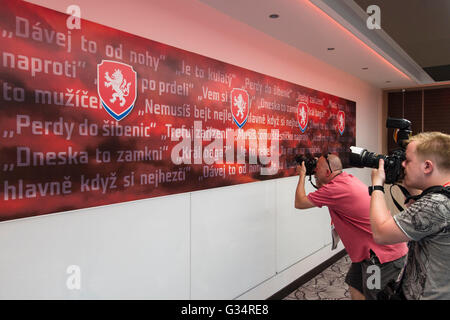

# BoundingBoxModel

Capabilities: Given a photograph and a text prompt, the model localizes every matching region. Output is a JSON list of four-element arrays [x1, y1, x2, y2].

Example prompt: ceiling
[[198, 0, 450, 90], [353, 0, 450, 82]]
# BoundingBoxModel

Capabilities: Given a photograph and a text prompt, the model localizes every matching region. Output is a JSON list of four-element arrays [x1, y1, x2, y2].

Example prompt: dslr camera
[[349, 117, 412, 184], [294, 154, 321, 189], [294, 155, 317, 176]]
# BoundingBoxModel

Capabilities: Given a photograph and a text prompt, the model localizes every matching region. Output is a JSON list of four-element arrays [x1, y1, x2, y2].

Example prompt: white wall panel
[[0, 194, 190, 299], [191, 181, 276, 299], [276, 176, 331, 272]]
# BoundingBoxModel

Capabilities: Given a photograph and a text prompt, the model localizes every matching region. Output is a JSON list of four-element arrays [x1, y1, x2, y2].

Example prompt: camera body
[[294, 155, 317, 176], [349, 117, 411, 184], [349, 147, 405, 184]]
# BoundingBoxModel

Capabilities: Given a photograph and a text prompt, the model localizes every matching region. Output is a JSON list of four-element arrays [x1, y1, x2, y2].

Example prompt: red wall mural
[[0, 0, 356, 221]]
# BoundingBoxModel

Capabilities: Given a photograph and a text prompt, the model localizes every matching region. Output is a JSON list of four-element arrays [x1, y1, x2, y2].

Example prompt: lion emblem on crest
[[299, 105, 307, 126], [234, 94, 247, 118], [230, 88, 250, 128], [104, 69, 131, 107]]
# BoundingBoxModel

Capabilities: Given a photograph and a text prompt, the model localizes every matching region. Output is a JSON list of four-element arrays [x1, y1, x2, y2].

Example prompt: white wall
[[0, 0, 381, 299]]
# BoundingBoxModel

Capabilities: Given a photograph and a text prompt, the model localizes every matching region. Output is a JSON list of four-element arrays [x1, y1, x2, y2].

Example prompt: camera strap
[[390, 184, 411, 212], [308, 175, 318, 189], [404, 185, 450, 204], [308, 171, 343, 190]]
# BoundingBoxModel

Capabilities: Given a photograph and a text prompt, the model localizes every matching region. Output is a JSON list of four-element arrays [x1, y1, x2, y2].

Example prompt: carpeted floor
[[284, 254, 352, 300]]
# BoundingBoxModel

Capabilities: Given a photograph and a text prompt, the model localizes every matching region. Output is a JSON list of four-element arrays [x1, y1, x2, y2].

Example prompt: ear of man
[[424, 160, 434, 174]]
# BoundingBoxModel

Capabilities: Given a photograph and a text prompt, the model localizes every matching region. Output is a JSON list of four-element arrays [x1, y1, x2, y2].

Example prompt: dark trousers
[[345, 251, 406, 300]]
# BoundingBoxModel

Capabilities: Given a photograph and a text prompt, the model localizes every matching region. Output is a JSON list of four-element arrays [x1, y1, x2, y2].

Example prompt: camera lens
[[349, 147, 366, 168], [361, 151, 386, 168], [349, 147, 385, 169]]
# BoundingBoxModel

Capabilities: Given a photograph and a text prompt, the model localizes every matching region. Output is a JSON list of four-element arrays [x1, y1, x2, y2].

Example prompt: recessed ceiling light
[[269, 14, 279, 19]]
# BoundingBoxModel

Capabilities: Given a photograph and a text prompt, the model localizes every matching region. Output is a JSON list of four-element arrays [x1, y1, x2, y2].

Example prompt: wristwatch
[[368, 185, 384, 195]]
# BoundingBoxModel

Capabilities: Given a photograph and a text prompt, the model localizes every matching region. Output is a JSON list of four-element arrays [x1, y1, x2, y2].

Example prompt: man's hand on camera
[[296, 161, 307, 178], [371, 158, 386, 186]]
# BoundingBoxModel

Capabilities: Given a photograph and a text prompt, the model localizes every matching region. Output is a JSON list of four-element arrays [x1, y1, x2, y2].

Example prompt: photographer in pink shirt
[[295, 153, 408, 300]]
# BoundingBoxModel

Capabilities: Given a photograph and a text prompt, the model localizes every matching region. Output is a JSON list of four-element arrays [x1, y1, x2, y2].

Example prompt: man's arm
[[370, 159, 411, 244], [295, 162, 316, 209]]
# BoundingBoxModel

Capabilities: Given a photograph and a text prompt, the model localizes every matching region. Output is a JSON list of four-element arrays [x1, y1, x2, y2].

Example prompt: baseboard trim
[[267, 249, 347, 300]]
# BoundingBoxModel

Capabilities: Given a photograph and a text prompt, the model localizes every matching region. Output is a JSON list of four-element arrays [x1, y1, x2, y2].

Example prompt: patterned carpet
[[284, 255, 352, 300]]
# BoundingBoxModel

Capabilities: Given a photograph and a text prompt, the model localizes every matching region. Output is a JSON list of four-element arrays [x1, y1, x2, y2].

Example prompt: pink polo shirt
[[307, 172, 408, 264]]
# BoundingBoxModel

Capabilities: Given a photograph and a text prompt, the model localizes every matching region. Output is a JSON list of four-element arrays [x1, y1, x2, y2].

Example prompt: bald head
[[313, 154, 343, 186], [326, 154, 343, 172]]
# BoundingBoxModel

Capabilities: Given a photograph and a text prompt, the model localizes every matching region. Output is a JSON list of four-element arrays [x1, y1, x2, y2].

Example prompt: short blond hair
[[407, 132, 450, 171]]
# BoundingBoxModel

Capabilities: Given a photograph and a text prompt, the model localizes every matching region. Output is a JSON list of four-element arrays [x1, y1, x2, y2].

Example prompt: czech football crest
[[230, 88, 250, 128], [337, 110, 345, 135], [97, 60, 137, 121], [297, 102, 309, 133]]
